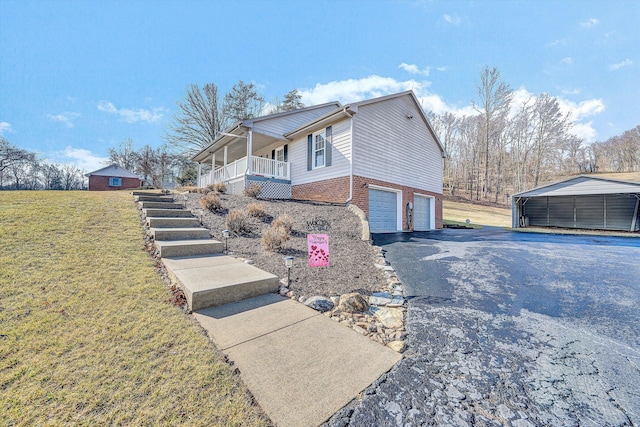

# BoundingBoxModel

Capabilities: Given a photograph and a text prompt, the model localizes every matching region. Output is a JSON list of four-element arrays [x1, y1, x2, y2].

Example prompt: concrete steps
[[135, 195, 175, 202], [139, 201, 184, 209], [146, 217, 200, 228], [150, 227, 210, 241], [162, 256, 279, 311], [154, 239, 223, 258], [143, 208, 195, 218]]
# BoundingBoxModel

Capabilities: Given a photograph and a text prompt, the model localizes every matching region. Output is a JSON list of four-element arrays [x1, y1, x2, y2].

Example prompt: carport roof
[[513, 175, 640, 198]]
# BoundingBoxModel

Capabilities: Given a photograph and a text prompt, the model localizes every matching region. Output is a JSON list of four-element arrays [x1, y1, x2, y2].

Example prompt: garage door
[[413, 195, 431, 231], [369, 189, 398, 232]]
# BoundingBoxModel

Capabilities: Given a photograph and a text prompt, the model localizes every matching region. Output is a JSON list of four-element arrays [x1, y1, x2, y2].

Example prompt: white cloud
[[97, 101, 164, 124], [48, 112, 81, 128], [560, 57, 573, 65], [570, 121, 597, 142], [51, 146, 110, 172], [546, 38, 567, 47], [580, 18, 599, 27], [298, 75, 432, 105], [399, 63, 432, 76], [0, 121, 12, 135], [557, 97, 605, 121], [609, 59, 632, 70], [443, 14, 461, 25]]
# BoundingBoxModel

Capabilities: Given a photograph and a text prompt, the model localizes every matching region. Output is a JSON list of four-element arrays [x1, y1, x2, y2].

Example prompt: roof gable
[[514, 175, 640, 197], [86, 164, 139, 178]]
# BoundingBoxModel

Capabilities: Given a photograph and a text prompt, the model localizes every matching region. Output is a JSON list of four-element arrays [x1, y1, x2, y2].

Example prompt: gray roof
[[86, 164, 140, 178], [513, 175, 640, 197]]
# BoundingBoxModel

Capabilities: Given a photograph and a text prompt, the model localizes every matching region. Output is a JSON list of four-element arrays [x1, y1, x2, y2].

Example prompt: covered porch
[[194, 127, 292, 197]]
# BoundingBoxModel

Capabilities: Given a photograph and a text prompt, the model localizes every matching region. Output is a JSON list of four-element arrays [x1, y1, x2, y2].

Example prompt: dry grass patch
[[443, 199, 511, 227], [0, 191, 268, 426]]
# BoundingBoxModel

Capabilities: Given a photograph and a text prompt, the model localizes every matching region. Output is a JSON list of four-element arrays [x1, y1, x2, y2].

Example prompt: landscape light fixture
[[183, 195, 188, 208], [222, 229, 230, 253], [284, 256, 294, 286], [198, 208, 204, 226]]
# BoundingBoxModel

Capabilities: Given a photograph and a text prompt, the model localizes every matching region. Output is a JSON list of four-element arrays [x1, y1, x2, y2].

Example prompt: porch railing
[[198, 156, 289, 187]]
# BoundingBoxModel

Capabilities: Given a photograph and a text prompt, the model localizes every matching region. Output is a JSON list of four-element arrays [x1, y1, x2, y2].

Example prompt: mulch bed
[[184, 192, 389, 301]]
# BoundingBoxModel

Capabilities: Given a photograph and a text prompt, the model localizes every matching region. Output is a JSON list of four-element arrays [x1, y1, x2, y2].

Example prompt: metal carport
[[512, 176, 640, 232]]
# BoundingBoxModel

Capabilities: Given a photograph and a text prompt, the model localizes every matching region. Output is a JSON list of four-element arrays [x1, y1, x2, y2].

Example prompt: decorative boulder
[[304, 296, 334, 313], [337, 292, 369, 313]]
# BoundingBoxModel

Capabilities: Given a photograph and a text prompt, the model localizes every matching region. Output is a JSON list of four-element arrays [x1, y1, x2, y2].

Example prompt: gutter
[[346, 113, 354, 203]]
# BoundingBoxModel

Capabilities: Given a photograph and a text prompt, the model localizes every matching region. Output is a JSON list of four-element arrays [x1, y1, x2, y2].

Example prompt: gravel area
[[184, 191, 389, 300]]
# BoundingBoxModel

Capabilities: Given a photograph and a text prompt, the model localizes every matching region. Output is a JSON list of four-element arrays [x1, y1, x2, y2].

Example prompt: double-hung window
[[109, 177, 122, 187], [313, 130, 326, 168]]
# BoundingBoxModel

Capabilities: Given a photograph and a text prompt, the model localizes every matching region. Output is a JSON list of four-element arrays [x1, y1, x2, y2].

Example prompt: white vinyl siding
[[352, 95, 442, 194], [289, 117, 351, 185]]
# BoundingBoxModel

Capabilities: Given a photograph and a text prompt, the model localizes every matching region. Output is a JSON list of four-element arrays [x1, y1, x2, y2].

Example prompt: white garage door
[[369, 189, 398, 232], [414, 195, 431, 231]]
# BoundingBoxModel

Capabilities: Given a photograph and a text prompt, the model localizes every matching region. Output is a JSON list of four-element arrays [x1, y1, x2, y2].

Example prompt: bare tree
[[474, 67, 513, 198], [165, 83, 225, 157], [107, 139, 138, 171]]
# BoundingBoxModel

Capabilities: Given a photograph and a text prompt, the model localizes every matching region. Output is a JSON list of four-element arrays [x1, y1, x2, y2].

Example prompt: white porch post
[[197, 163, 202, 187], [223, 146, 228, 179], [211, 153, 216, 170], [247, 130, 253, 175]]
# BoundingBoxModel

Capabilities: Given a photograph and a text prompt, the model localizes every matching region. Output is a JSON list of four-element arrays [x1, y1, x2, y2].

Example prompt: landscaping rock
[[304, 296, 334, 312], [370, 306, 404, 329], [369, 292, 393, 306], [387, 296, 404, 307], [338, 292, 369, 313], [387, 340, 406, 353]]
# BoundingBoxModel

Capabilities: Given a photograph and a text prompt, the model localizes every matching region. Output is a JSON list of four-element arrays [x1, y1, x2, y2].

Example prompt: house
[[193, 91, 445, 232], [86, 164, 142, 191], [512, 175, 640, 232]]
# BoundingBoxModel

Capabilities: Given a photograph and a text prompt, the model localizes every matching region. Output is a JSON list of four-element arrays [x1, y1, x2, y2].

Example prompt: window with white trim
[[313, 130, 326, 168], [109, 177, 122, 187]]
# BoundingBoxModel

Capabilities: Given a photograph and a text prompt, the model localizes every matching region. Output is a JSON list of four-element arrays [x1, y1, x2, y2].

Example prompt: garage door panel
[[414, 195, 430, 231], [369, 189, 397, 232]]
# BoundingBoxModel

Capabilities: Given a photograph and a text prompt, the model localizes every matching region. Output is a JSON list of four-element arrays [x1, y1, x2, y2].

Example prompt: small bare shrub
[[272, 214, 294, 234], [199, 194, 223, 212], [206, 184, 216, 193], [243, 183, 262, 198], [226, 209, 250, 234], [247, 202, 265, 218], [261, 226, 290, 252], [213, 182, 227, 193]]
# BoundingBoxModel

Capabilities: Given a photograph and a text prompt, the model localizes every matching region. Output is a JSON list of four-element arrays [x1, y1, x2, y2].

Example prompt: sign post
[[307, 234, 329, 267]]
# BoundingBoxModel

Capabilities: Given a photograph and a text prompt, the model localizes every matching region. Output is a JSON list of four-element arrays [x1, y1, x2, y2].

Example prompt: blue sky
[[1, 0, 638, 172]]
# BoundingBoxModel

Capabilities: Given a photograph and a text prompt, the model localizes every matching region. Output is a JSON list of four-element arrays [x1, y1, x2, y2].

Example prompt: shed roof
[[85, 164, 140, 178], [513, 175, 640, 198]]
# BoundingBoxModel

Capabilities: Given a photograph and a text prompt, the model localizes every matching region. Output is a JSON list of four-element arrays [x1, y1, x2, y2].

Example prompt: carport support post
[[631, 197, 639, 232]]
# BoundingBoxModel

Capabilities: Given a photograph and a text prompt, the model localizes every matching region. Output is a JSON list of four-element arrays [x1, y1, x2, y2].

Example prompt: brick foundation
[[291, 175, 443, 229], [88, 176, 141, 191]]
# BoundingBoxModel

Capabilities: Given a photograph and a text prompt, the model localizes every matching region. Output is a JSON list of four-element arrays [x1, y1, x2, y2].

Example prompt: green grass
[[0, 191, 269, 426], [442, 219, 483, 229]]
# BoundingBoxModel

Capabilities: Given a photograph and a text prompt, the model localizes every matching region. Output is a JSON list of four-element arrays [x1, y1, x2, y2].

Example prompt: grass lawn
[[0, 191, 268, 426], [443, 199, 511, 227]]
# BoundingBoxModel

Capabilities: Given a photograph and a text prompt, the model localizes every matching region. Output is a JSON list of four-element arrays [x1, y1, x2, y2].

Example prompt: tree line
[[429, 66, 640, 204], [0, 137, 86, 190]]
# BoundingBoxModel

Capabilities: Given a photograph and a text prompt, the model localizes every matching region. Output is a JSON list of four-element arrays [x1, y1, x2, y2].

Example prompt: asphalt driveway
[[327, 228, 640, 426]]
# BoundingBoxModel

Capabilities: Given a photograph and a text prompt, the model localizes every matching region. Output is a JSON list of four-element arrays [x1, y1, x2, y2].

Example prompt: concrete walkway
[[134, 191, 402, 426], [194, 294, 401, 427]]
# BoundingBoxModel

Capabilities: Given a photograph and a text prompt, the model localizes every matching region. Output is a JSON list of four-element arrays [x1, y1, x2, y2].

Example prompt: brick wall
[[291, 174, 443, 229], [88, 176, 141, 191], [291, 176, 350, 203]]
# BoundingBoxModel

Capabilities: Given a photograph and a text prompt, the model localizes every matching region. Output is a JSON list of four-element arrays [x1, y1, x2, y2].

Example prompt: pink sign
[[307, 234, 330, 267]]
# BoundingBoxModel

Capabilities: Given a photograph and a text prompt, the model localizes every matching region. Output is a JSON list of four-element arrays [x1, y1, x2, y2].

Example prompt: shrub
[[199, 194, 223, 212], [247, 202, 266, 218], [226, 209, 250, 234], [213, 182, 227, 193], [243, 183, 262, 198], [272, 214, 294, 234], [261, 225, 290, 252], [206, 184, 216, 193]]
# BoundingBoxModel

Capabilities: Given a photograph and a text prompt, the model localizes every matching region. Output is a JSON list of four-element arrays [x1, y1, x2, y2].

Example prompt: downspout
[[345, 109, 354, 203]]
